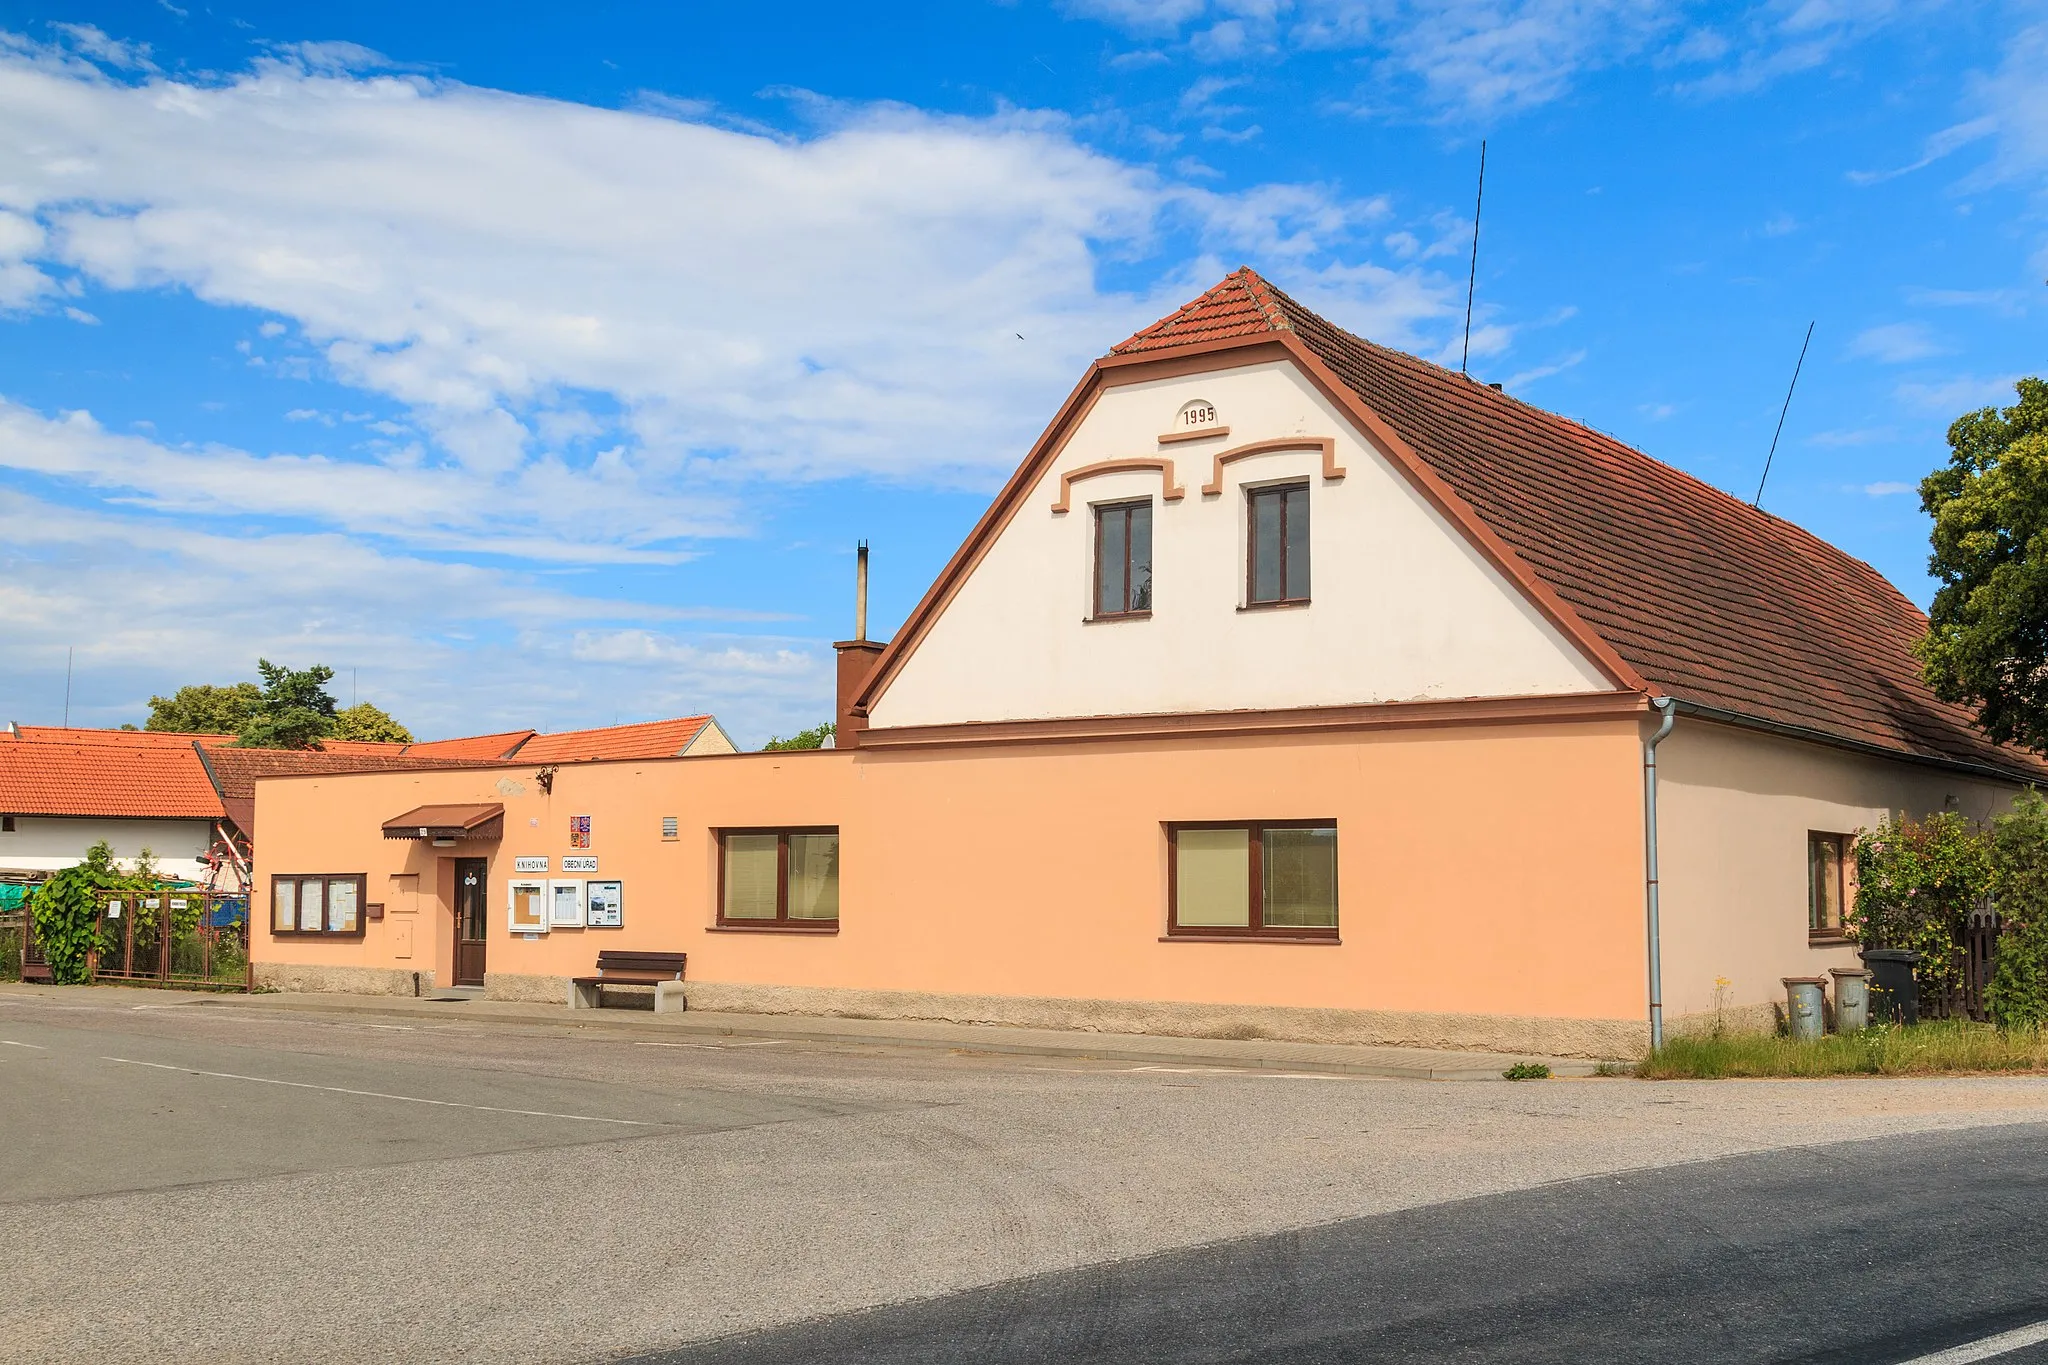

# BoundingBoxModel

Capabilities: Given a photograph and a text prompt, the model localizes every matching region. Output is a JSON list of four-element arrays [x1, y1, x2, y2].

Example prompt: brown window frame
[[269, 873, 369, 939], [1092, 498, 1154, 620], [1245, 481, 1310, 608], [1166, 820, 1339, 942], [714, 826, 840, 933], [1808, 831, 1852, 944]]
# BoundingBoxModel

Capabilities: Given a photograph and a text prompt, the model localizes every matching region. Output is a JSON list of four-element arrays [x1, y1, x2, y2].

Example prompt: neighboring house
[[0, 715, 734, 891], [0, 726, 235, 883], [246, 269, 2046, 1055]]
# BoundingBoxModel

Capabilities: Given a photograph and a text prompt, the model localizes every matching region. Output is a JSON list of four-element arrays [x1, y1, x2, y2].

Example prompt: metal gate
[[90, 886, 251, 992]]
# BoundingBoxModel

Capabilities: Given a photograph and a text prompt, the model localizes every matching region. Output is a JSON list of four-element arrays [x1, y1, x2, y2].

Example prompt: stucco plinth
[[253, 962, 428, 997], [1667, 1001, 1780, 1039], [484, 971, 574, 1004], [682, 981, 1646, 1059]]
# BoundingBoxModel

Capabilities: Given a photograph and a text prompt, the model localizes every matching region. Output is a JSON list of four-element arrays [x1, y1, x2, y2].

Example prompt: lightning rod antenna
[[1461, 139, 1487, 377], [1753, 320, 1815, 509]]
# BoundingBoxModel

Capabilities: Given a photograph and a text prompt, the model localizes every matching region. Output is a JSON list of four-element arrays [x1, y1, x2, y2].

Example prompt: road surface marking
[[102, 1056, 663, 1126], [1898, 1319, 2048, 1364], [1, 1040, 47, 1049]]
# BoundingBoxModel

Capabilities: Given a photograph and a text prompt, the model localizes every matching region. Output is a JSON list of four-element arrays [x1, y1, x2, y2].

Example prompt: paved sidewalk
[[0, 981, 1622, 1078]]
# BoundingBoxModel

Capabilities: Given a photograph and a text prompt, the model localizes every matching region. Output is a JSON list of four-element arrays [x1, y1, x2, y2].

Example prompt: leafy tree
[[1987, 790, 2048, 1030], [761, 722, 835, 751], [332, 702, 414, 744], [236, 659, 338, 750], [146, 682, 262, 735], [1849, 811, 1993, 1010], [1918, 377, 2048, 752]]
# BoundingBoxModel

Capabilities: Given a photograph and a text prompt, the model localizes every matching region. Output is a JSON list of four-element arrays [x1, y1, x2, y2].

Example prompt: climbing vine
[[29, 841, 122, 984]]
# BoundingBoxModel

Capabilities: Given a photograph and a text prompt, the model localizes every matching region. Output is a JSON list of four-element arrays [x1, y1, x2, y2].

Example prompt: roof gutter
[[1642, 697, 1677, 1054], [1667, 699, 2039, 787]]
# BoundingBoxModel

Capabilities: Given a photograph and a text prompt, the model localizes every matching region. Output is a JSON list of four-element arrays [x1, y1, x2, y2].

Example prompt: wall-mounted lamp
[[431, 837, 456, 847]]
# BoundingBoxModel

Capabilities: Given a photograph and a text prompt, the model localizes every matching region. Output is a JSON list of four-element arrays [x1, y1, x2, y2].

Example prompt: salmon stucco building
[[248, 271, 2044, 1057]]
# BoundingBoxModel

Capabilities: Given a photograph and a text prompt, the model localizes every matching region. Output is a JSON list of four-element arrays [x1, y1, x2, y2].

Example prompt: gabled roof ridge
[[1111, 266, 1294, 355]]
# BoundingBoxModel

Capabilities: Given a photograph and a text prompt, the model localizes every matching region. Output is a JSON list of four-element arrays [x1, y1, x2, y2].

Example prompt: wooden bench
[[569, 950, 687, 1012]]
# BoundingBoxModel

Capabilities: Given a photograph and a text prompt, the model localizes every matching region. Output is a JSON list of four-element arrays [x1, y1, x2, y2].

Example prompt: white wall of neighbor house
[[867, 358, 1614, 729], [1657, 720, 2021, 1021], [0, 815, 215, 878]]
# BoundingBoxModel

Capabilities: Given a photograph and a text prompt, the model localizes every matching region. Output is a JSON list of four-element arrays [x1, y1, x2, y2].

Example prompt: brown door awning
[[382, 803, 505, 842]]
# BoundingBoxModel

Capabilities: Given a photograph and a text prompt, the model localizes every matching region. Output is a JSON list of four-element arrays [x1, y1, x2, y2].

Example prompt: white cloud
[[0, 399, 733, 562], [1847, 115, 1996, 185], [1847, 322, 1944, 364], [1895, 374, 2024, 413], [1864, 481, 1915, 496], [1069, 0, 1949, 119], [0, 34, 1434, 491], [49, 22, 155, 71], [1637, 402, 1676, 420], [0, 492, 827, 744], [1504, 348, 1586, 390]]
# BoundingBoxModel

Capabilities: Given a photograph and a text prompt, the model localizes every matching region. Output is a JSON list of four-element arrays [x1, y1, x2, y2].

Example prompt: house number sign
[[1174, 399, 1219, 431]]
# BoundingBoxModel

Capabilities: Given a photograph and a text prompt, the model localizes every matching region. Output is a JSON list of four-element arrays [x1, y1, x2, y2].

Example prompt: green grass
[[1637, 1020, 2048, 1079]]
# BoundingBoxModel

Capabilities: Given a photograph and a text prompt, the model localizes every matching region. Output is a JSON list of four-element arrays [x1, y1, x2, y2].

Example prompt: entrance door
[[454, 858, 488, 987]]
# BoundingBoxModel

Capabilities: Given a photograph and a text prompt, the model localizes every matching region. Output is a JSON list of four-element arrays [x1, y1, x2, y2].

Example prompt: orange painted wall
[[252, 718, 1648, 1021]]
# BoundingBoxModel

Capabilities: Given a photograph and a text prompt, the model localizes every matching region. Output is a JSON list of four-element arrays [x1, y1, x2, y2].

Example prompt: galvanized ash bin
[[1829, 967, 1870, 1033], [1782, 976, 1829, 1042]]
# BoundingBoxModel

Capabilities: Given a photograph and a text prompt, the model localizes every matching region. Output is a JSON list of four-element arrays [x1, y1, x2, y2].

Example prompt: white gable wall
[[0, 815, 214, 878], [868, 359, 1613, 729]]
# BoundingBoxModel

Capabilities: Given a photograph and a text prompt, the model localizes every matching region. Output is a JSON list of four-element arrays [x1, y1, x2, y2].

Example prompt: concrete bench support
[[654, 980, 687, 1014], [569, 980, 603, 1009]]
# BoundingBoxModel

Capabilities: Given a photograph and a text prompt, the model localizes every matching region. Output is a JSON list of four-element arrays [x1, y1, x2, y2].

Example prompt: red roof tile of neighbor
[[0, 729, 225, 819], [404, 730, 536, 760], [1111, 268, 2048, 780], [513, 716, 713, 763]]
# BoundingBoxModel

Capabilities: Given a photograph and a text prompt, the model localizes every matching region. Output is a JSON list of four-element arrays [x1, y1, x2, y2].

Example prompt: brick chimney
[[832, 541, 885, 750]]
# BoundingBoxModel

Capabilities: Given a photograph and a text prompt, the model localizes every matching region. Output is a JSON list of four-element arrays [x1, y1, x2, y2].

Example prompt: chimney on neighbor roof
[[833, 541, 885, 751], [5, 721, 18, 738]]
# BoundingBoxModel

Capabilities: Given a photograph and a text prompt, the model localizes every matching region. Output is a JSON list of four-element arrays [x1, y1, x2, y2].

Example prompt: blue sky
[[0, 1, 2043, 745]]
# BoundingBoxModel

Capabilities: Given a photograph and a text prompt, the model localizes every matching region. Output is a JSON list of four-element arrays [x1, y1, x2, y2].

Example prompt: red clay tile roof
[[1112, 269, 2045, 779], [1115, 270, 1295, 354], [514, 716, 713, 763], [197, 747, 502, 801], [0, 729, 225, 819], [405, 730, 535, 760]]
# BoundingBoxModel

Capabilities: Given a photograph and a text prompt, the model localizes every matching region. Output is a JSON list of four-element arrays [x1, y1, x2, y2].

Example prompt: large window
[[719, 828, 840, 930], [1168, 822, 1337, 939], [1094, 499, 1153, 618], [1246, 482, 1310, 606], [1808, 832, 1850, 942], [271, 874, 367, 937]]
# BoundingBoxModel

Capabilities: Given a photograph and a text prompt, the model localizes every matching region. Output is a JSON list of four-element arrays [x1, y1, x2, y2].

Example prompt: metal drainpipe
[[1643, 696, 1678, 1052]]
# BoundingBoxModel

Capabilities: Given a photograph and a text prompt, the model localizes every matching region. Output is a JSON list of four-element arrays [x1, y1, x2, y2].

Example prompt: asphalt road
[[4, 987, 2048, 1364], [639, 1123, 2048, 1365]]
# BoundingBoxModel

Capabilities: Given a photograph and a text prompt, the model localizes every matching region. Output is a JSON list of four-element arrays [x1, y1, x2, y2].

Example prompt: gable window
[[271, 874, 367, 937], [1246, 482, 1309, 606], [1094, 499, 1153, 618], [1808, 832, 1850, 943], [1, 815, 13, 832], [1168, 821, 1338, 940], [718, 828, 840, 931]]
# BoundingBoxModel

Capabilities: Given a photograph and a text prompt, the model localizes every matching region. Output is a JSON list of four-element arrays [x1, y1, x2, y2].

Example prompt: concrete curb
[[0, 983, 1627, 1080]]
